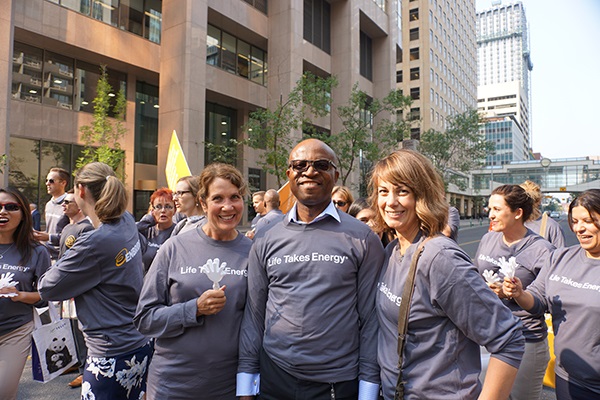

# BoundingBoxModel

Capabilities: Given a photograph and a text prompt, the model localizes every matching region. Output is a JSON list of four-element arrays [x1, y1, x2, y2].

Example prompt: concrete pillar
[[157, 0, 208, 185], [0, 0, 15, 186]]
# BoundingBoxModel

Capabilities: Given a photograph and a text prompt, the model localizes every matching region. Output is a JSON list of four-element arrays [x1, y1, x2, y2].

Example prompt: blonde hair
[[368, 149, 448, 237], [332, 186, 355, 205], [519, 180, 542, 221], [75, 162, 127, 223]]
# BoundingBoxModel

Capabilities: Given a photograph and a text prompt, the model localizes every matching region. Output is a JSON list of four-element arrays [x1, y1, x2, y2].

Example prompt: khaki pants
[[0, 321, 34, 400]]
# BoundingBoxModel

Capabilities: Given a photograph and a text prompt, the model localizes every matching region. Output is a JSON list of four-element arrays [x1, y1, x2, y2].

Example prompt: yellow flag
[[165, 130, 192, 190]]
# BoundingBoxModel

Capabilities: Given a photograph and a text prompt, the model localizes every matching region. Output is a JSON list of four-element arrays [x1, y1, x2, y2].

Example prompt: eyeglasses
[[0, 203, 21, 212], [62, 200, 73, 205], [173, 190, 191, 197], [153, 204, 174, 211], [45, 178, 57, 184], [288, 159, 337, 173], [333, 200, 347, 207]]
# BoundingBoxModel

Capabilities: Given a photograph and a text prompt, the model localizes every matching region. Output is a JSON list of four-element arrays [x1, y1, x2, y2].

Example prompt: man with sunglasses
[[238, 139, 385, 400], [34, 167, 70, 260], [58, 189, 94, 388]]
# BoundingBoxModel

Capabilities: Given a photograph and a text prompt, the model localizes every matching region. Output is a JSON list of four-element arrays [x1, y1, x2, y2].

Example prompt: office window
[[409, 28, 419, 40], [205, 102, 237, 165], [409, 8, 419, 21], [135, 81, 159, 165], [304, 0, 331, 54], [243, 0, 268, 14], [410, 67, 420, 80], [237, 40, 251, 78], [206, 25, 221, 66], [396, 70, 403, 83], [410, 87, 420, 100], [410, 47, 420, 61], [77, 61, 127, 116], [360, 31, 373, 80]]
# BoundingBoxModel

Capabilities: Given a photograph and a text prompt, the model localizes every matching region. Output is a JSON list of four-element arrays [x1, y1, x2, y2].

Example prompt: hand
[[502, 276, 523, 299], [196, 286, 227, 316], [488, 282, 508, 299], [0, 286, 19, 299], [33, 230, 50, 242], [245, 229, 255, 239]]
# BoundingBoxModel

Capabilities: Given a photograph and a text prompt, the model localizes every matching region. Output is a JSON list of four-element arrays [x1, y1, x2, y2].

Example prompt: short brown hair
[[198, 163, 248, 201]]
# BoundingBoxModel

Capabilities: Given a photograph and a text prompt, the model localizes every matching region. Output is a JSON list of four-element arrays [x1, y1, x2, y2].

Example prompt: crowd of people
[[0, 138, 598, 400]]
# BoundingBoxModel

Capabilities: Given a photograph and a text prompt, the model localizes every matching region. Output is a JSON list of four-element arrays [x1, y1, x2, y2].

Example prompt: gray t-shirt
[[253, 209, 283, 235], [44, 193, 68, 259], [238, 212, 384, 384], [0, 244, 51, 336], [134, 227, 251, 399], [58, 219, 94, 259], [527, 245, 600, 394], [475, 229, 555, 341], [39, 212, 147, 357], [447, 206, 460, 241], [525, 213, 566, 248], [377, 235, 524, 400]]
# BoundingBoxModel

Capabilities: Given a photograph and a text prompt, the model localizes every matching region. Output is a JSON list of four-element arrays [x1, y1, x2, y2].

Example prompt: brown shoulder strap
[[540, 212, 548, 239]]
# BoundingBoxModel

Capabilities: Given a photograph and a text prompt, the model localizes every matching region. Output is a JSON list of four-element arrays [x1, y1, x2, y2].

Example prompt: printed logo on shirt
[[267, 252, 348, 266], [549, 274, 600, 293], [0, 264, 30, 273], [379, 281, 402, 307], [115, 240, 141, 267], [478, 254, 501, 267], [65, 235, 77, 249], [179, 260, 247, 277]]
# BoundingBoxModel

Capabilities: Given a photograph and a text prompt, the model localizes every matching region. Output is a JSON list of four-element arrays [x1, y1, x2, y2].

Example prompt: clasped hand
[[196, 286, 227, 317]]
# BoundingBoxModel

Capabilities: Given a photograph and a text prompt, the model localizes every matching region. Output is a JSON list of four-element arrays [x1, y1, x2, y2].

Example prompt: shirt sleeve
[[38, 234, 102, 301], [238, 242, 269, 374], [133, 245, 205, 338], [357, 231, 385, 384], [428, 246, 525, 369], [236, 372, 260, 396]]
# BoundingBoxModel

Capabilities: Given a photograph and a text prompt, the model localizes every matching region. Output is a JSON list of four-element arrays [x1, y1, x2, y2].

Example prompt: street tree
[[419, 109, 495, 190], [76, 65, 127, 180], [245, 72, 338, 186], [321, 84, 414, 188]]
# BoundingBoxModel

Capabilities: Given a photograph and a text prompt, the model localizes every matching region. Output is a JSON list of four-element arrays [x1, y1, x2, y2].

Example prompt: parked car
[[550, 211, 561, 219]]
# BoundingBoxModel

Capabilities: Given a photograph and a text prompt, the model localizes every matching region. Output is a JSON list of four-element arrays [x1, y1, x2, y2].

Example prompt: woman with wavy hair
[[0, 187, 51, 400], [371, 149, 524, 399], [39, 162, 150, 400]]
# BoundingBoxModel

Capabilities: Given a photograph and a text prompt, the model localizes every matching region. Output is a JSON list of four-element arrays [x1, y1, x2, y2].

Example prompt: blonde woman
[[332, 185, 354, 213], [520, 180, 565, 248], [39, 162, 150, 399]]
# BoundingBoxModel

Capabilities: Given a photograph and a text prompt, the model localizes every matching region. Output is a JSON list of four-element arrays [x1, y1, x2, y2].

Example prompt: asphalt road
[[17, 216, 572, 399]]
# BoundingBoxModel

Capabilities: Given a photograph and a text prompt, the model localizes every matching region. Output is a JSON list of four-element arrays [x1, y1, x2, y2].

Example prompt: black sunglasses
[[62, 200, 73, 205], [288, 159, 337, 173], [45, 178, 56, 184], [333, 200, 347, 207], [0, 202, 21, 212]]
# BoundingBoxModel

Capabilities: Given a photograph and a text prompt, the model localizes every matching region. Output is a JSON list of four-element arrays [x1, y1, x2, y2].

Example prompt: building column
[[0, 0, 15, 186], [157, 0, 208, 185]]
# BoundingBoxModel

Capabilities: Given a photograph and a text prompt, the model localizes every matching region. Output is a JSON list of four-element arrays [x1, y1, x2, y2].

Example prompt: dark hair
[[75, 162, 127, 223], [0, 187, 38, 264], [50, 167, 71, 188], [150, 188, 174, 205], [492, 184, 533, 223], [198, 163, 248, 201], [348, 197, 369, 218], [568, 189, 600, 232]]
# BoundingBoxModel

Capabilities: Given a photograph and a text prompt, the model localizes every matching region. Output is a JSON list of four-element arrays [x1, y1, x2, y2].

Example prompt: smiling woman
[[134, 162, 252, 399], [503, 189, 600, 398]]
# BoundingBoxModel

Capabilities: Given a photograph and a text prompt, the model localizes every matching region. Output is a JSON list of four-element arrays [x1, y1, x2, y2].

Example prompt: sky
[[475, 0, 600, 160]]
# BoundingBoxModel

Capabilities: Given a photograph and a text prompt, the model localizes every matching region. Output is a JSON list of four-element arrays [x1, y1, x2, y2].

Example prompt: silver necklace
[[0, 243, 15, 260]]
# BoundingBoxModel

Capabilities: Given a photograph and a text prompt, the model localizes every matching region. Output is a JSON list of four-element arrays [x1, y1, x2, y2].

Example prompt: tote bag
[[31, 303, 78, 383]]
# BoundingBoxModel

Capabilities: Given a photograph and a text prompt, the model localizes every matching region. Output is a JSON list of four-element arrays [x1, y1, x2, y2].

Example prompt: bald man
[[252, 189, 283, 236], [237, 139, 384, 400]]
